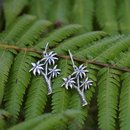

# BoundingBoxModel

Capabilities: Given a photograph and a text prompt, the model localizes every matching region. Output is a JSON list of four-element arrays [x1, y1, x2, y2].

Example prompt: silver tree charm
[[29, 43, 60, 95], [62, 50, 93, 106]]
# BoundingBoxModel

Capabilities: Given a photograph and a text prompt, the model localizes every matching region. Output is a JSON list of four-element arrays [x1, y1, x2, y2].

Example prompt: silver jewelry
[[62, 50, 93, 106], [29, 43, 60, 95]]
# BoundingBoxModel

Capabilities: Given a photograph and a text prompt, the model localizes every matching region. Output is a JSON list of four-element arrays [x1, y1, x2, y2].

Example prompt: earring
[[29, 43, 61, 95], [62, 50, 93, 106]]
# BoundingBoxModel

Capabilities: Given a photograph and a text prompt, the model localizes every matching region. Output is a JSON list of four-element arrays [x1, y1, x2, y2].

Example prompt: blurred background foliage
[[0, 0, 130, 34], [0, 0, 130, 130]]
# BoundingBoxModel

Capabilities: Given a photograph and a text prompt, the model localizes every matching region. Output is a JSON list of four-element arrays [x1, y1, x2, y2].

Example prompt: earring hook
[[68, 50, 76, 69]]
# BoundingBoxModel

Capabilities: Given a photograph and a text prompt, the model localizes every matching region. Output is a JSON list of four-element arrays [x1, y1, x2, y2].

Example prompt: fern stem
[[0, 43, 130, 73]]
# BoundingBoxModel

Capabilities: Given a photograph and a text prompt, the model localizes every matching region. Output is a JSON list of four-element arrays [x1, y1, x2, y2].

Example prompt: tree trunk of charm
[[46, 78, 52, 95], [76, 87, 88, 106], [42, 73, 52, 95]]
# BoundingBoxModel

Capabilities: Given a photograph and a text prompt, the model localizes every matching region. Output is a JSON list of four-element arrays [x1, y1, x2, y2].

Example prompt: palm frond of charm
[[29, 61, 44, 76], [62, 50, 93, 106], [62, 76, 76, 90], [29, 43, 60, 95]]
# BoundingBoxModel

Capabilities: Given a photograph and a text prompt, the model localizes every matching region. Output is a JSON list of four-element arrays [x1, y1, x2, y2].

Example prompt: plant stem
[[0, 43, 130, 73]]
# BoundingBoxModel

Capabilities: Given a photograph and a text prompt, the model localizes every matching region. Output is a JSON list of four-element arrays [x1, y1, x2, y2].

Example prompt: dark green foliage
[[4, 0, 29, 28], [29, 0, 51, 19], [72, 0, 94, 31], [0, 50, 14, 105], [0, 0, 130, 130], [35, 24, 83, 50], [0, 16, 130, 129], [118, 0, 130, 34], [96, 0, 118, 34], [52, 59, 71, 113], [25, 76, 48, 120], [97, 68, 120, 130], [4, 52, 35, 123], [119, 73, 130, 130], [47, 0, 70, 23], [54, 31, 107, 54], [8, 110, 82, 130]]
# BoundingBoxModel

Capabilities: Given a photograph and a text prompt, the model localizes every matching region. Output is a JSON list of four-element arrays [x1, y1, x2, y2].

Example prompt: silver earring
[[62, 50, 93, 106], [29, 43, 61, 95]]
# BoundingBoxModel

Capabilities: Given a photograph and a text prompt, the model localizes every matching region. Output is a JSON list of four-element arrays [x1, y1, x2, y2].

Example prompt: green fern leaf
[[48, 0, 70, 23], [119, 73, 130, 130], [68, 64, 97, 130], [8, 113, 52, 130], [4, 52, 35, 123], [4, 0, 28, 28], [97, 68, 120, 130], [25, 76, 48, 120], [74, 35, 122, 60], [52, 59, 71, 113], [114, 51, 130, 67], [54, 31, 107, 54], [35, 24, 83, 50], [1, 15, 36, 44], [0, 50, 14, 105], [15, 20, 52, 47], [95, 36, 130, 63], [8, 110, 81, 130], [72, 0, 94, 31], [31, 110, 82, 130], [68, 92, 86, 130], [96, 0, 118, 33], [29, 0, 52, 19], [118, 0, 130, 34], [51, 59, 73, 130], [0, 109, 10, 130]]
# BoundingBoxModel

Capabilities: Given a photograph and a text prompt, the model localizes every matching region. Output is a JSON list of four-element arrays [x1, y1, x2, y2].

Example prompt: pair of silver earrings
[[29, 43, 93, 106]]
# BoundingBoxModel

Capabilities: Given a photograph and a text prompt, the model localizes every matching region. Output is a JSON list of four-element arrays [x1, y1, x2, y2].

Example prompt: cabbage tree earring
[[62, 50, 93, 106], [29, 43, 60, 95]]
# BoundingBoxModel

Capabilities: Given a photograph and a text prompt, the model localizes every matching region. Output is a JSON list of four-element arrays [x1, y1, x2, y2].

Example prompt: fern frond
[[25, 76, 48, 120], [68, 92, 86, 130], [95, 36, 130, 63], [52, 59, 71, 113], [31, 110, 82, 130], [96, 0, 118, 33], [97, 68, 120, 130], [35, 24, 83, 50], [4, 0, 28, 28], [114, 51, 130, 67], [54, 31, 107, 54], [15, 20, 52, 47], [8, 113, 51, 130], [74, 35, 122, 60], [29, 0, 52, 19], [48, 0, 70, 23], [51, 59, 72, 130], [1, 15, 36, 43], [119, 73, 130, 130], [68, 63, 97, 130], [0, 50, 14, 105], [4, 52, 35, 123], [0, 109, 10, 130], [72, 0, 94, 31], [118, 0, 130, 34], [9, 110, 81, 130]]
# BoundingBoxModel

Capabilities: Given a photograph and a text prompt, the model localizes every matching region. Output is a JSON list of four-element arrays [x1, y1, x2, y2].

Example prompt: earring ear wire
[[68, 50, 76, 69]]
